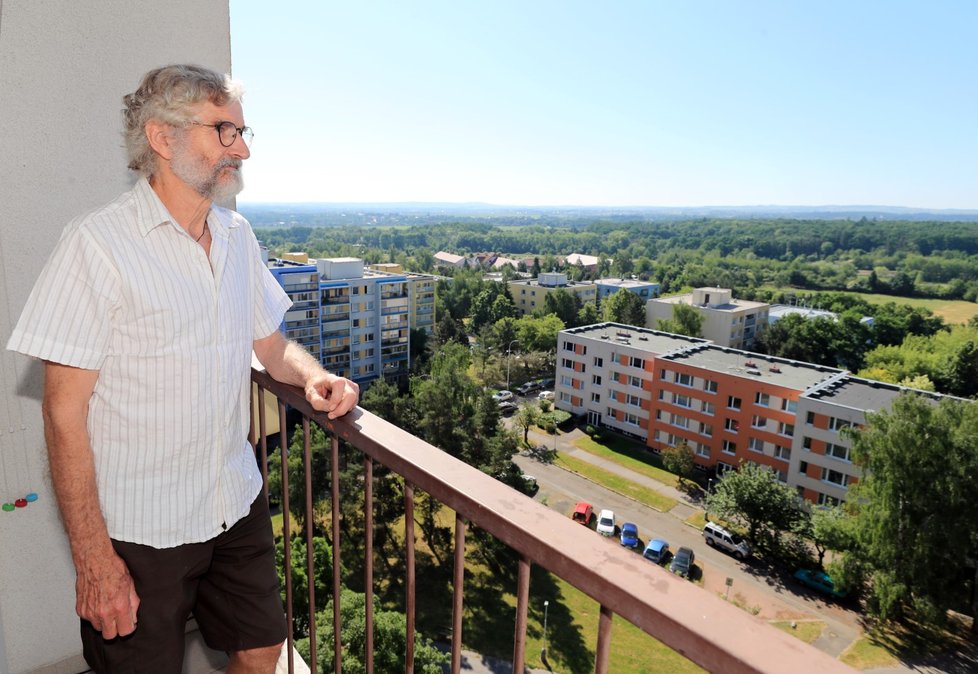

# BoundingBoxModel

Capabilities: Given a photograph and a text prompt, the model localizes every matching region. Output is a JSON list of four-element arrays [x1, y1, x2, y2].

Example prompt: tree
[[661, 442, 695, 486], [303, 588, 449, 674], [276, 535, 334, 638], [577, 300, 600, 326], [706, 462, 804, 551], [842, 394, 978, 628], [514, 403, 539, 445], [657, 303, 703, 338], [805, 505, 854, 570], [542, 289, 582, 327], [602, 289, 646, 327]]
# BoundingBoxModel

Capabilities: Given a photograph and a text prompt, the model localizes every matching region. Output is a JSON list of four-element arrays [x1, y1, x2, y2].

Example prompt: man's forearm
[[264, 338, 334, 388]]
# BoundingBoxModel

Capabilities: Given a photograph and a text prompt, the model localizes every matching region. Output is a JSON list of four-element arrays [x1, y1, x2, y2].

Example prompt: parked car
[[571, 501, 593, 525], [596, 509, 616, 536], [539, 378, 555, 389], [516, 381, 540, 395], [619, 522, 640, 549], [643, 538, 670, 564], [492, 390, 514, 402], [702, 522, 752, 560], [497, 400, 518, 414], [538, 390, 555, 401], [793, 569, 848, 599], [669, 546, 695, 578]]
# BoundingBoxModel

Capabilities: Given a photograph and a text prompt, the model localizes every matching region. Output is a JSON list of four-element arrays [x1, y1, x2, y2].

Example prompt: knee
[[229, 641, 284, 673]]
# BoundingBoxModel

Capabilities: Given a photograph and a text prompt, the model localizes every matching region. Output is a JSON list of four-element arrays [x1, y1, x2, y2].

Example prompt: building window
[[774, 445, 791, 461], [627, 394, 642, 407], [829, 417, 852, 432], [806, 411, 816, 425], [696, 445, 711, 458], [803, 436, 813, 451], [561, 358, 574, 369], [826, 443, 851, 462], [755, 392, 771, 407], [677, 373, 693, 387], [671, 414, 690, 429], [778, 422, 795, 437], [629, 375, 643, 388], [591, 392, 601, 403], [704, 379, 718, 393], [660, 368, 668, 380], [592, 375, 602, 385], [817, 493, 841, 507], [724, 418, 739, 432], [727, 396, 742, 410], [563, 341, 574, 351], [630, 356, 645, 369], [560, 375, 573, 387], [748, 438, 765, 453], [821, 468, 849, 487], [751, 415, 767, 429], [594, 356, 603, 367], [799, 460, 809, 475], [782, 399, 797, 413], [625, 413, 640, 426], [722, 440, 737, 455], [700, 423, 713, 437], [674, 393, 692, 408]]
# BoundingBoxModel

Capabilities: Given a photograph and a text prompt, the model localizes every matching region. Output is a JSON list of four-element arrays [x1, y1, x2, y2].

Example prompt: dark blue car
[[620, 522, 640, 548]]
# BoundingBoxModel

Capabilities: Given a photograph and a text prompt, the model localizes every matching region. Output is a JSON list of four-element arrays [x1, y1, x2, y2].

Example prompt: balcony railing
[[250, 367, 855, 674]]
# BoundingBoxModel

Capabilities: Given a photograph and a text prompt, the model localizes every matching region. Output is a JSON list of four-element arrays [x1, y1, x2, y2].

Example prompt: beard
[[170, 140, 244, 203]]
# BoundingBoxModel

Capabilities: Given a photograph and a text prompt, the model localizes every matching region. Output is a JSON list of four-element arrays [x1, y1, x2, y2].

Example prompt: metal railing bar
[[512, 556, 530, 674], [404, 482, 416, 674], [451, 514, 467, 674], [594, 605, 612, 674], [303, 417, 317, 674], [364, 457, 375, 674], [279, 399, 295, 674], [331, 434, 342, 674]]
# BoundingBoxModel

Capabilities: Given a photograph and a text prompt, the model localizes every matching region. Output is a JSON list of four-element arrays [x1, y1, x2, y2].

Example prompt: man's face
[[170, 100, 250, 202]]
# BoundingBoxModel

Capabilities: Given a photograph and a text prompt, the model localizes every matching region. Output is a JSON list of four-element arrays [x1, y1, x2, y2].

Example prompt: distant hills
[[238, 202, 978, 228]]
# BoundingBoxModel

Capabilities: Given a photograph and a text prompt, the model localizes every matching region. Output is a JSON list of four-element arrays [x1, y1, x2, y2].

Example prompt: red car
[[572, 501, 593, 525]]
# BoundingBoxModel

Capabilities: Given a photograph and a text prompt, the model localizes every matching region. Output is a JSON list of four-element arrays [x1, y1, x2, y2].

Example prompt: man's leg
[[81, 539, 209, 673], [195, 494, 287, 674]]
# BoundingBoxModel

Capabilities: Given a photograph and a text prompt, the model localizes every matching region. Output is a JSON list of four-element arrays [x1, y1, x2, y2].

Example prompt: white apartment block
[[646, 287, 769, 349]]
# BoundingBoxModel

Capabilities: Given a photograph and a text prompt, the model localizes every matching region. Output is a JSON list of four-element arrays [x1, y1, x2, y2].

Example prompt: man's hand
[[75, 550, 140, 639], [305, 372, 359, 419]]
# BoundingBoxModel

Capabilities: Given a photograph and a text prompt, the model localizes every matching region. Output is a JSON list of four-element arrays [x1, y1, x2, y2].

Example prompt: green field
[[765, 287, 978, 325]]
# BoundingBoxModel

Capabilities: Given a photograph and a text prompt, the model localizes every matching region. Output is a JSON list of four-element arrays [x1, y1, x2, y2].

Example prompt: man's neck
[[148, 172, 211, 232]]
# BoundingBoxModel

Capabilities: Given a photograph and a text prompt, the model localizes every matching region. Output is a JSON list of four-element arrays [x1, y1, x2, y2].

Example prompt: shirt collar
[[132, 177, 241, 238]]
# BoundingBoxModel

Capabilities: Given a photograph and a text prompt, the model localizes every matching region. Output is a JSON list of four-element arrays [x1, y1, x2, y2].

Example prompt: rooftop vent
[[769, 365, 782, 373], [746, 369, 762, 376]]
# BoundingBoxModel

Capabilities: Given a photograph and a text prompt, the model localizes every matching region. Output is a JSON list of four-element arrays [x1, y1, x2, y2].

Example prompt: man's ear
[[145, 119, 176, 161]]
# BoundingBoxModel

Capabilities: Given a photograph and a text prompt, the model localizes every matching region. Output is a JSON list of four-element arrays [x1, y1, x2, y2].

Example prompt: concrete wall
[[0, 2, 231, 671]]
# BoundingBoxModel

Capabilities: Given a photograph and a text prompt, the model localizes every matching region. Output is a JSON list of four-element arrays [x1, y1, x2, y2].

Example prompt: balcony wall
[[0, 2, 234, 671], [251, 369, 856, 674]]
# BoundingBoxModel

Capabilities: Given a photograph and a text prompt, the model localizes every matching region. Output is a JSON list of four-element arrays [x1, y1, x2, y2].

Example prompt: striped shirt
[[7, 178, 291, 548]]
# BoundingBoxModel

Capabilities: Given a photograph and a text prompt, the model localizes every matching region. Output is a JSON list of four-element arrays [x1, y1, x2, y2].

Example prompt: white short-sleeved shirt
[[7, 178, 291, 548]]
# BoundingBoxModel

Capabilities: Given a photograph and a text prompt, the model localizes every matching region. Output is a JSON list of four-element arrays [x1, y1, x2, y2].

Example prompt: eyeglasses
[[188, 120, 254, 148]]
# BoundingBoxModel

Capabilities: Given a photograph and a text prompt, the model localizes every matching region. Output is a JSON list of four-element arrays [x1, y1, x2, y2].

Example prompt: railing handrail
[[252, 368, 855, 674]]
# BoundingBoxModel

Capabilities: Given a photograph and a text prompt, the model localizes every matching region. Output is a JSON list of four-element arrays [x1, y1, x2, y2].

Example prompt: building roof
[[434, 251, 465, 265], [566, 253, 600, 267], [562, 323, 709, 355], [652, 292, 768, 312], [768, 305, 837, 322], [804, 375, 950, 412], [662, 345, 843, 392], [595, 278, 660, 289]]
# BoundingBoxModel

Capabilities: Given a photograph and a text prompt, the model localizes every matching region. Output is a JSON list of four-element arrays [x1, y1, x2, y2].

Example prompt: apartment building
[[268, 257, 412, 384], [555, 322, 952, 505], [508, 272, 597, 315], [646, 287, 769, 348], [368, 263, 438, 335], [595, 277, 661, 304]]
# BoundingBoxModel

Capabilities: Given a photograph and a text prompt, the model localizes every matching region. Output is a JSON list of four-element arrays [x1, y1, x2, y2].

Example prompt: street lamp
[[506, 338, 519, 390], [542, 600, 550, 658]]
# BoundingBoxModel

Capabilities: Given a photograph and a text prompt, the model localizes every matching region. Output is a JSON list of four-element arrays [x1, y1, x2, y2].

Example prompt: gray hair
[[122, 64, 244, 177]]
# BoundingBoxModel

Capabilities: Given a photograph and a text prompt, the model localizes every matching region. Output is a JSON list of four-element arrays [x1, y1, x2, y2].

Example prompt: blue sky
[[229, 1, 977, 208]]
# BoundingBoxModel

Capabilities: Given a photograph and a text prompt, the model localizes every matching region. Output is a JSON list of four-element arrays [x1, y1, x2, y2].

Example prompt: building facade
[[268, 257, 416, 384], [595, 277, 661, 303], [508, 272, 597, 315], [554, 322, 949, 505], [646, 287, 769, 349]]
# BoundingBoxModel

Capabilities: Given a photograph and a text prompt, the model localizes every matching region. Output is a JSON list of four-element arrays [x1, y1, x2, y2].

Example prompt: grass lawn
[[765, 287, 978, 325], [770, 620, 826, 645], [839, 635, 900, 669], [554, 452, 678, 512], [574, 435, 682, 489], [684, 511, 707, 530]]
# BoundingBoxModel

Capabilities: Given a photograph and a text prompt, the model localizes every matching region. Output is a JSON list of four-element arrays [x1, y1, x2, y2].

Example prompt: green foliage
[[858, 325, 978, 396], [842, 394, 978, 625], [601, 289, 646, 327], [302, 588, 449, 674], [515, 403, 540, 444], [661, 442, 695, 484], [541, 289, 582, 327], [706, 462, 805, 551], [656, 303, 703, 337], [276, 536, 335, 638]]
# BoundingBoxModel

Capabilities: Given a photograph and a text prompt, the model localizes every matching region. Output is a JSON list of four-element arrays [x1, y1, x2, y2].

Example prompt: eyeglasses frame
[[187, 120, 254, 148]]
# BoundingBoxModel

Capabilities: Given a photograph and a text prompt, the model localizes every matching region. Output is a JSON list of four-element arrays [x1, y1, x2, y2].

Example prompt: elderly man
[[7, 64, 358, 673]]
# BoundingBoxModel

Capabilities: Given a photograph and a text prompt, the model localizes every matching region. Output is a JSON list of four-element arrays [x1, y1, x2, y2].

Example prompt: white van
[[702, 522, 751, 560]]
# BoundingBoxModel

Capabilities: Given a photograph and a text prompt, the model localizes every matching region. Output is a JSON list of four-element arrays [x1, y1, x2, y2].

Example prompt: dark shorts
[[81, 493, 287, 673]]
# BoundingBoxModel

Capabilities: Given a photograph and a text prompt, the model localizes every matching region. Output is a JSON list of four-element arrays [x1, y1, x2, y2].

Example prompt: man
[[6, 64, 358, 673]]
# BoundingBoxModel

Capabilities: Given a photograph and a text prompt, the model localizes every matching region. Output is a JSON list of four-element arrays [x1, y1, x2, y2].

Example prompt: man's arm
[[253, 331, 359, 419], [42, 361, 139, 639]]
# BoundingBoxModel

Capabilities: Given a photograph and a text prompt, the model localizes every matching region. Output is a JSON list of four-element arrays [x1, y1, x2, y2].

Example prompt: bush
[[585, 424, 597, 436]]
